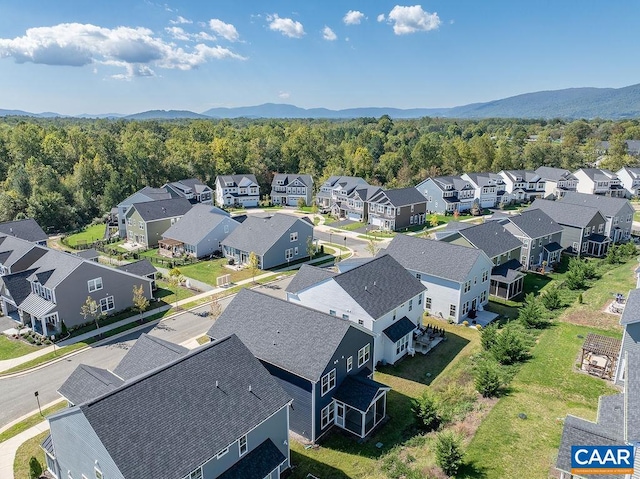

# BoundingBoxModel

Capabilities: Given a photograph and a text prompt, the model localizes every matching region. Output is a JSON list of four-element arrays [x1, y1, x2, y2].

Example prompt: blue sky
[[0, 1, 637, 115]]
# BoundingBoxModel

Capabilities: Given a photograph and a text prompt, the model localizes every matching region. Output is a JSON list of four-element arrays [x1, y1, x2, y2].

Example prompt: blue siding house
[[208, 289, 390, 443]]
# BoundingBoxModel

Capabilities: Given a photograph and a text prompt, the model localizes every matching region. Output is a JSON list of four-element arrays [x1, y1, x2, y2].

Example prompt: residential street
[[0, 276, 294, 429]]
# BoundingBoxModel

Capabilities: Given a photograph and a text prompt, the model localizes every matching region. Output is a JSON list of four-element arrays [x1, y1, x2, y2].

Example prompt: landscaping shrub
[[411, 390, 442, 432], [491, 322, 529, 365], [518, 293, 548, 329], [434, 431, 464, 477], [480, 323, 498, 352], [29, 456, 42, 479], [540, 286, 562, 310], [474, 358, 503, 397]]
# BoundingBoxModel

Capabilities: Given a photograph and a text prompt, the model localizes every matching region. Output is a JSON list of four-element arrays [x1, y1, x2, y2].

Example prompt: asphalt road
[[313, 230, 378, 258], [0, 276, 294, 429]]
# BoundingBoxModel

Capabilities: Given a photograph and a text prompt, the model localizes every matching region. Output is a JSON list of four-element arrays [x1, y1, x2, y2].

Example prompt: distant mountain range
[[5, 83, 640, 120]]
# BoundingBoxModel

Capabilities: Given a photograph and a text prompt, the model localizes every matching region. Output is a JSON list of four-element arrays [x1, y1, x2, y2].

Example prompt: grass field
[[0, 402, 65, 443], [0, 335, 40, 360], [13, 430, 48, 479], [64, 224, 106, 248]]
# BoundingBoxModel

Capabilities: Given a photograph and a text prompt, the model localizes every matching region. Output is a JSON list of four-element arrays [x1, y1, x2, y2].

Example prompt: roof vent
[[373, 281, 377, 286], [248, 384, 252, 392], [215, 380, 219, 388], [364, 286, 367, 291]]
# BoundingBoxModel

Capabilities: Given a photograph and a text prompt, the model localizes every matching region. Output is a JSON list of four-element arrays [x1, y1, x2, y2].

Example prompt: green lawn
[[14, 430, 48, 479], [177, 259, 261, 286], [0, 401, 65, 443], [64, 224, 106, 248], [155, 281, 198, 303], [633, 211, 640, 222], [0, 335, 40, 360]]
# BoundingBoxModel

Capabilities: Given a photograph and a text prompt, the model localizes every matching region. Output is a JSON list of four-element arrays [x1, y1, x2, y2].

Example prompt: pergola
[[158, 238, 184, 258], [579, 333, 621, 379]]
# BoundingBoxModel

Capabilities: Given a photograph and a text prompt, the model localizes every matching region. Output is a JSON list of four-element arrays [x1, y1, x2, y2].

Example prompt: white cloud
[[377, 14, 386, 22], [387, 5, 441, 35], [165, 26, 190, 41], [170, 16, 192, 25], [343, 10, 365, 25], [194, 31, 216, 42], [267, 14, 305, 38], [0, 23, 245, 79], [322, 26, 337, 41], [278, 91, 290, 99], [209, 19, 239, 42]]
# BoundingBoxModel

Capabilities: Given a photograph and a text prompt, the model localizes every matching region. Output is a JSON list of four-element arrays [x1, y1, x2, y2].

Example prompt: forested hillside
[[0, 116, 638, 232]]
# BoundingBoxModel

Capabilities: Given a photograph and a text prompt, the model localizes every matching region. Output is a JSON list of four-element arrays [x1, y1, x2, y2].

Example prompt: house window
[[416, 273, 421, 280], [396, 207, 401, 216], [393, 309, 397, 320], [88, 277, 103, 292], [94, 468, 103, 479], [239, 435, 248, 456], [482, 270, 488, 282], [139, 221, 144, 230], [425, 297, 432, 309], [290, 232, 298, 242], [418, 294, 422, 305], [572, 242, 579, 251], [347, 356, 353, 372], [411, 204, 415, 213], [294, 247, 298, 255], [183, 468, 203, 479], [329, 309, 336, 316], [342, 313, 349, 320], [100, 296, 115, 313], [462, 301, 469, 315], [396, 335, 409, 355], [216, 447, 229, 459], [582, 242, 588, 253], [285, 248, 293, 260], [409, 299, 413, 311], [127, 218, 132, 226], [321, 404, 335, 429], [481, 291, 487, 302], [474, 276, 477, 284], [358, 344, 370, 367], [358, 319, 364, 325], [598, 223, 604, 233], [321, 369, 336, 396], [450, 304, 456, 317], [463, 281, 471, 293]]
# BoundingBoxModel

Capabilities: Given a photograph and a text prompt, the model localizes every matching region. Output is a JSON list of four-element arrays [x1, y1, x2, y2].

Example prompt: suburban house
[[0, 218, 48, 245], [343, 185, 381, 222], [115, 186, 172, 238], [158, 204, 240, 258], [367, 187, 427, 231], [529, 198, 609, 257], [116, 259, 158, 290], [0, 236, 154, 336], [415, 176, 476, 214], [270, 173, 314, 206], [124, 197, 193, 248], [383, 234, 493, 323], [499, 209, 564, 270], [208, 289, 389, 443], [534, 166, 578, 199], [215, 174, 260, 208], [58, 333, 188, 406], [286, 255, 426, 365], [616, 166, 640, 198], [164, 178, 214, 205], [556, 289, 640, 479], [573, 168, 626, 197], [315, 176, 368, 214], [461, 172, 508, 208], [560, 191, 634, 243], [43, 334, 292, 479], [221, 214, 314, 269], [439, 221, 525, 300], [497, 170, 546, 203]]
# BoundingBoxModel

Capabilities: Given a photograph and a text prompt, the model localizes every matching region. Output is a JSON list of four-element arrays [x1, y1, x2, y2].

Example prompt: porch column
[[361, 411, 366, 438], [41, 317, 48, 337]]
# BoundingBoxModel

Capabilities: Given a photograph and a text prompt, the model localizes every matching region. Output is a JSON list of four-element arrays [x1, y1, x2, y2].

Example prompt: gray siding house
[[222, 214, 314, 269], [0, 236, 154, 336], [415, 176, 476, 214], [315, 176, 369, 215], [529, 198, 609, 257], [344, 185, 381, 222], [383, 234, 493, 323], [560, 191, 634, 243], [534, 166, 578, 199], [124, 197, 192, 248], [500, 209, 564, 270], [498, 170, 546, 203], [0, 218, 48, 245], [44, 334, 292, 479], [159, 204, 240, 258], [461, 172, 508, 208], [115, 186, 172, 238], [208, 289, 388, 444], [367, 187, 427, 231], [164, 178, 213, 204], [271, 173, 314, 206], [215, 174, 260, 208]]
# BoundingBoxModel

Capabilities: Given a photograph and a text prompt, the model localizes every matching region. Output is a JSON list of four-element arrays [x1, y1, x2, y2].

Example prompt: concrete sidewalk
[[0, 421, 48, 479]]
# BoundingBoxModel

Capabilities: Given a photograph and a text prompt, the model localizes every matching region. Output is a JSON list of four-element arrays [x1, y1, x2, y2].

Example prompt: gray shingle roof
[[208, 289, 368, 382], [217, 439, 285, 479], [217, 174, 258, 187], [113, 333, 188, 381], [221, 214, 312, 256], [116, 259, 157, 277], [137, 186, 173, 200], [2, 268, 37, 306], [506, 209, 563, 239], [535, 166, 577, 182], [77, 335, 290, 479], [285, 264, 337, 293], [370, 187, 427, 207], [491, 259, 523, 283], [453, 221, 522, 259], [561, 191, 632, 217], [58, 365, 124, 405], [130, 197, 192, 222], [383, 234, 489, 283], [0, 236, 47, 271], [333, 254, 426, 319], [529, 198, 602, 228], [620, 289, 640, 325], [161, 204, 237, 245], [333, 375, 390, 412], [597, 393, 625, 438], [75, 248, 99, 260], [382, 316, 416, 342], [576, 168, 617, 182], [271, 173, 313, 188], [625, 351, 640, 441], [0, 219, 47, 243]]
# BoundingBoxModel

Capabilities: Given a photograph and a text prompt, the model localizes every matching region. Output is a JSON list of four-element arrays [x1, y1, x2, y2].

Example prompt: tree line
[[0, 115, 638, 232]]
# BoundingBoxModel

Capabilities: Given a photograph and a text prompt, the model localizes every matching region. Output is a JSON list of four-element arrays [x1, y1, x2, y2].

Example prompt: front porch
[[333, 374, 390, 439]]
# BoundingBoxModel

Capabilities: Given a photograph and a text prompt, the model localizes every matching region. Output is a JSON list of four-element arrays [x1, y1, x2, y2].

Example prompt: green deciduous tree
[[133, 284, 150, 323]]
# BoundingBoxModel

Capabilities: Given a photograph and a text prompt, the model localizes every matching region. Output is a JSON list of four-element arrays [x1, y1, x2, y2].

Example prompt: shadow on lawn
[[458, 460, 489, 478], [289, 450, 351, 479], [377, 331, 470, 386]]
